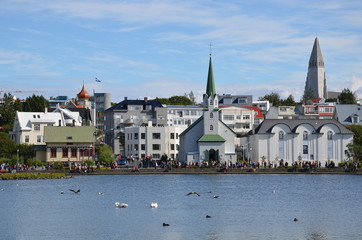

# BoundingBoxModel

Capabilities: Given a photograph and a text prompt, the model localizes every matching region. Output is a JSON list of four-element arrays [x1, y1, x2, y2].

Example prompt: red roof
[[243, 106, 264, 118]]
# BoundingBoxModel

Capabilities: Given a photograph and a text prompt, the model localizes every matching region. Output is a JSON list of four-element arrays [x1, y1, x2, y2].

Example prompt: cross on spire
[[209, 43, 213, 56]]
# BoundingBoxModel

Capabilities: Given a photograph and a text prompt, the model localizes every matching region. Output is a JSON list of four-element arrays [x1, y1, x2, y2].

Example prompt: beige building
[[44, 126, 95, 162]]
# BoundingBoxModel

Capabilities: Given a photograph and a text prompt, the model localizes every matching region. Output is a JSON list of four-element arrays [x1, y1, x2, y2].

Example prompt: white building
[[249, 119, 353, 166], [179, 56, 237, 164], [125, 124, 187, 161]]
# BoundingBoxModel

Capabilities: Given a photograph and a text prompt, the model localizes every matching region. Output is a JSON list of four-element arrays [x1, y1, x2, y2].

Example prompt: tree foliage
[[0, 93, 21, 127], [258, 92, 281, 106], [95, 144, 113, 164], [281, 94, 297, 106], [0, 132, 16, 158], [338, 88, 356, 104], [346, 125, 362, 162], [169, 95, 193, 105], [22, 94, 49, 112], [302, 88, 315, 103]]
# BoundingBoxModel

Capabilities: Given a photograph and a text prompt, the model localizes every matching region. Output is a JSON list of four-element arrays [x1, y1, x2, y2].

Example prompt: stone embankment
[[67, 167, 361, 175]]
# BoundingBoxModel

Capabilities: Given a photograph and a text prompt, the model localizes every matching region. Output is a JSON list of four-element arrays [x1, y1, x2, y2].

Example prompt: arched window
[[327, 131, 333, 140], [303, 131, 308, 140], [210, 112, 213, 118], [279, 131, 284, 140], [210, 125, 213, 131]]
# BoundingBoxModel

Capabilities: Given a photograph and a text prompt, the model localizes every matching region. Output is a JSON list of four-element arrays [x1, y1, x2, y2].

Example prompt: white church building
[[249, 119, 354, 166], [179, 56, 237, 164]]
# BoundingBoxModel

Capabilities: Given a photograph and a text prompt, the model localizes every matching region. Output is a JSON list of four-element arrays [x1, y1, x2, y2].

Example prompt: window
[[171, 144, 175, 150], [67, 136, 73, 140], [279, 131, 284, 140], [176, 133, 179, 139], [243, 115, 250, 120], [51, 148, 57, 158], [141, 144, 145, 150], [25, 135, 29, 143], [34, 124, 40, 131], [210, 112, 213, 118], [152, 154, 160, 159], [303, 145, 308, 154], [71, 148, 77, 157], [134, 133, 138, 140], [170, 133, 175, 139], [210, 125, 213, 131], [209, 99, 213, 105], [37, 136, 41, 143], [327, 131, 333, 140], [243, 124, 250, 129], [62, 148, 68, 158], [134, 144, 138, 151], [152, 133, 160, 139], [352, 115, 359, 124], [152, 144, 160, 150], [141, 133, 145, 139], [223, 115, 234, 121], [303, 131, 308, 140]]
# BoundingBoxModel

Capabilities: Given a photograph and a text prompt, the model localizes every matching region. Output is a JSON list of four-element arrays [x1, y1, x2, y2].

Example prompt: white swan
[[150, 202, 158, 208], [115, 202, 128, 208]]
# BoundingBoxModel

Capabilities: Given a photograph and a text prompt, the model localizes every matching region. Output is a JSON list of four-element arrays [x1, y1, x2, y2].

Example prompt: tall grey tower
[[304, 37, 327, 99]]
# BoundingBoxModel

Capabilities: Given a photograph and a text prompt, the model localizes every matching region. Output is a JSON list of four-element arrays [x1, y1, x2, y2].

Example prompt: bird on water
[[69, 189, 80, 193], [186, 192, 200, 196]]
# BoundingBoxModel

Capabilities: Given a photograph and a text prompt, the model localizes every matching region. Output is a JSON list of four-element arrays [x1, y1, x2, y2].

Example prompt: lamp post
[[16, 149, 19, 172]]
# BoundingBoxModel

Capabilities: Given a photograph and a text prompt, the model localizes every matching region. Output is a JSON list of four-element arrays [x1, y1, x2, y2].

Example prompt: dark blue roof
[[105, 99, 163, 111]]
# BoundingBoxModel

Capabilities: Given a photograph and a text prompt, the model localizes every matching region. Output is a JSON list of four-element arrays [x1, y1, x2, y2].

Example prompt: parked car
[[119, 158, 127, 165]]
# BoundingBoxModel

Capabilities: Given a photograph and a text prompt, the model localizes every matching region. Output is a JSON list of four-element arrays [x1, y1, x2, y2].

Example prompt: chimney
[[124, 97, 128, 101], [144, 97, 148, 102]]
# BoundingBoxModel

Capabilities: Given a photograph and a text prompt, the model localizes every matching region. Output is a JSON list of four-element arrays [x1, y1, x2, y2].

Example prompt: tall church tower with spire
[[203, 56, 219, 135], [304, 37, 327, 99], [179, 55, 236, 165]]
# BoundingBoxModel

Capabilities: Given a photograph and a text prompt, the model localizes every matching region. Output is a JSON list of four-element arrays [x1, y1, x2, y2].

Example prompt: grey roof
[[335, 104, 362, 125], [105, 99, 163, 111], [253, 119, 353, 134]]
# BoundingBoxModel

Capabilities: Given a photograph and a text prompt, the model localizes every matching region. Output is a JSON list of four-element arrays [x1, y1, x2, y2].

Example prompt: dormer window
[[303, 131, 308, 140], [279, 131, 284, 140], [352, 114, 359, 124]]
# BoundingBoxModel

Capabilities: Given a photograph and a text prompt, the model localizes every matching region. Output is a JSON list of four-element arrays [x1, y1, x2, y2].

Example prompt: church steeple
[[304, 37, 327, 100], [206, 56, 216, 97], [309, 37, 324, 68]]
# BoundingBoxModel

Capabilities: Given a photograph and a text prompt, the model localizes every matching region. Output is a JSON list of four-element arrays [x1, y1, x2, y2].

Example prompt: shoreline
[[1, 167, 360, 180]]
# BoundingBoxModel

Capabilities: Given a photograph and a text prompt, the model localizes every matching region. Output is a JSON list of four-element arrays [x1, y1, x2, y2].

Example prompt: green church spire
[[206, 56, 216, 97]]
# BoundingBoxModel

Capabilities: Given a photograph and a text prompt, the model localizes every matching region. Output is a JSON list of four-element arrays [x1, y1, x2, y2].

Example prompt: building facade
[[44, 126, 95, 162], [250, 119, 353, 166]]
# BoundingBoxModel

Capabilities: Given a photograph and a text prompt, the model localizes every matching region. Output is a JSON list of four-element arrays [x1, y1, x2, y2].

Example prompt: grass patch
[[0, 172, 67, 180]]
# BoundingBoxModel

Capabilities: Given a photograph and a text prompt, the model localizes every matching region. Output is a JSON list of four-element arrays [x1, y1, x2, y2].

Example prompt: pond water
[[1, 174, 361, 240]]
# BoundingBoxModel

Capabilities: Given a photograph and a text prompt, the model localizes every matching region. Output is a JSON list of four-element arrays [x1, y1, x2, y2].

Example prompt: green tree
[[0, 93, 18, 127], [17, 144, 36, 164], [259, 92, 281, 106], [302, 88, 315, 103], [22, 94, 49, 112], [281, 94, 297, 106], [169, 96, 193, 105], [96, 144, 113, 165], [346, 125, 362, 162], [338, 88, 356, 104], [0, 132, 16, 158], [155, 98, 170, 105]]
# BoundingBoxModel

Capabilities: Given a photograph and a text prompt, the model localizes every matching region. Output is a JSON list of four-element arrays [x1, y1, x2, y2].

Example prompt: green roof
[[205, 57, 216, 97], [44, 126, 95, 143], [198, 134, 225, 142]]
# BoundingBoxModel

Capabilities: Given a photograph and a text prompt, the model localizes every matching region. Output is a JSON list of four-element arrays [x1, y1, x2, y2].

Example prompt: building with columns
[[179, 56, 237, 164]]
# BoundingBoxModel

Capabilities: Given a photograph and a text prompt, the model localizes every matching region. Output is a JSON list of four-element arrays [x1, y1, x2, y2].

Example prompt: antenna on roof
[[209, 42, 213, 56]]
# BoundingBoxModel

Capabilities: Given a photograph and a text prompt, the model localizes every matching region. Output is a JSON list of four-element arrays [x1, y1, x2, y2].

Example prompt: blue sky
[[1, 0, 362, 103]]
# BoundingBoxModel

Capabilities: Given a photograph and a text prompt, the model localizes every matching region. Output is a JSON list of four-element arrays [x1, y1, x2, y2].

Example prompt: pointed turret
[[205, 57, 216, 97], [308, 37, 324, 68]]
